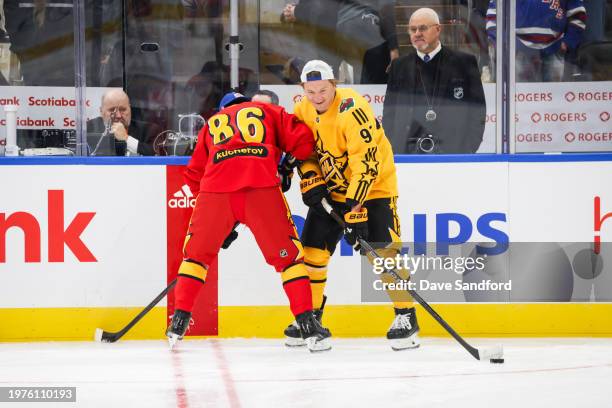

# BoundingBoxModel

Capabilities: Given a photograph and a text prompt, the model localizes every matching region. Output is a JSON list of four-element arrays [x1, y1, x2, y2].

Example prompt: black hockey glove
[[221, 222, 240, 249], [278, 154, 298, 193], [344, 208, 368, 251], [300, 173, 330, 214]]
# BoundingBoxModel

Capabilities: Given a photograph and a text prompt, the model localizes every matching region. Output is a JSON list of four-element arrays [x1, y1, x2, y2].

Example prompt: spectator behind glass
[[383, 8, 486, 154], [251, 89, 280, 105], [3, 0, 76, 86], [575, 1, 612, 81], [335, 0, 399, 84], [582, 0, 608, 42], [486, 0, 587, 82], [0, 0, 6, 39], [87, 89, 159, 156], [281, 0, 343, 76], [181, 0, 223, 65], [281, 0, 398, 84]]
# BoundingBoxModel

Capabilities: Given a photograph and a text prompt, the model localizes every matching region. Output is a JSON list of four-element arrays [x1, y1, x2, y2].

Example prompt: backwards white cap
[[300, 60, 335, 83]]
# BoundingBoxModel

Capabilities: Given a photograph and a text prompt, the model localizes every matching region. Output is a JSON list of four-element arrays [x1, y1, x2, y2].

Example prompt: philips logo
[[291, 211, 509, 257], [168, 185, 196, 209], [411, 212, 509, 256]]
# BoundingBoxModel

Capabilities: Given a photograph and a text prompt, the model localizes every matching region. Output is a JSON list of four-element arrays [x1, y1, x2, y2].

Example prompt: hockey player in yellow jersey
[[282, 60, 419, 351]]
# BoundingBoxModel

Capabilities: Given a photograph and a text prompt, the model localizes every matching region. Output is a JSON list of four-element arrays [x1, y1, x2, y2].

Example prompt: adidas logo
[[168, 184, 196, 209]]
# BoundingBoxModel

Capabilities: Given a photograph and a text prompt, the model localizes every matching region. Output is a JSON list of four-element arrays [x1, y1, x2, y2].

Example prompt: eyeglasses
[[408, 24, 438, 34]]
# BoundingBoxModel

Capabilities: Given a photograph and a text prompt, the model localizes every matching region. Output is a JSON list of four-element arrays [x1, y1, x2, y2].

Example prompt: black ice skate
[[296, 310, 332, 352], [386, 307, 420, 351], [283, 320, 304, 347], [166, 309, 192, 350], [284, 296, 327, 347]]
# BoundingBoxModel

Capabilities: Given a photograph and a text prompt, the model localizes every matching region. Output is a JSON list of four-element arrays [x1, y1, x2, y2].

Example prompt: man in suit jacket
[[383, 8, 486, 154], [4, 0, 76, 86], [87, 89, 157, 156]]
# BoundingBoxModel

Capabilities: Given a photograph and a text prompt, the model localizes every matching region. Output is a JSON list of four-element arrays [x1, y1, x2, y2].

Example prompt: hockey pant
[[174, 186, 312, 317]]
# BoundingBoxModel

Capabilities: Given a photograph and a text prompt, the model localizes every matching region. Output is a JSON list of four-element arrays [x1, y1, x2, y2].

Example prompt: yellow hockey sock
[[304, 246, 330, 309]]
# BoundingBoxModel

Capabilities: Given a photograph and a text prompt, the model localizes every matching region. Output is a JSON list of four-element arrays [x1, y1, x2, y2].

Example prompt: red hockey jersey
[[185, 101, 315, 194]]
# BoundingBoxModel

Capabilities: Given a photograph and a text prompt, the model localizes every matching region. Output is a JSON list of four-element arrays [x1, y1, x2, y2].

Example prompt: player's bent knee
[[280, 263, 310, 284], [303, 246, 330, 269], [178, 259, 208, 283]]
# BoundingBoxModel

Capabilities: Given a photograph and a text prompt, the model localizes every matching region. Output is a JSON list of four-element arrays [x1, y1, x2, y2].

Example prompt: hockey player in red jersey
[[167, 92, 331, 352]]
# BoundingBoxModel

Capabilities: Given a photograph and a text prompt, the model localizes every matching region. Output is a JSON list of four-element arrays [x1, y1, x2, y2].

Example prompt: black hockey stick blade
[[94, 278, 178, 343], [321, 199, 504, 361]]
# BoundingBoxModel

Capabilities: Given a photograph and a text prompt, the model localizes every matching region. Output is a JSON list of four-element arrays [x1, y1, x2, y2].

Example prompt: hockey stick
[[321, 199, 504, 363], [94, 278, 177, 343]]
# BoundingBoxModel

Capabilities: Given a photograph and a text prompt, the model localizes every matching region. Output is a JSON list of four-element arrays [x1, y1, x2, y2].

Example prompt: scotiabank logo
[[0, 190, 96, 263], [168, 185, 196, 209]]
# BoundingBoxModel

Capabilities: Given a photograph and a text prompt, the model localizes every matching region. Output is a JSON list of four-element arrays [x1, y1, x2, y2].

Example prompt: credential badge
[[453, 87, 464, 99]]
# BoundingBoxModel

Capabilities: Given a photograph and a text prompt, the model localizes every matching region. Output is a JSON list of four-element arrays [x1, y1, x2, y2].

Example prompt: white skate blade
[[167, 333, 181, 350], [390, 333, 420, 351], [306, 336, 331, 352], [94, 328, 103, 342], [478, 344, 504, 360], [285, 336, 306, 347]]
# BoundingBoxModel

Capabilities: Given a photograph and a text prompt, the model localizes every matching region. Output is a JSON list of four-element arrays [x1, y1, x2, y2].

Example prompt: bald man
[[383, 8, 486, 154], [87, 89, 157, 156]]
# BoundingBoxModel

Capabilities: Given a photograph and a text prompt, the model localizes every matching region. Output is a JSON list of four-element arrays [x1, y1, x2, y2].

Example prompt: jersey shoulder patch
[[338, 98, 355, 113]]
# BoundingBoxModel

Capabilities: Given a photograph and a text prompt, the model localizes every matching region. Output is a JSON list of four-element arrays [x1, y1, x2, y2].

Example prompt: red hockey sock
[[175, 275, 204, 312], [282, 277, 313, 316]]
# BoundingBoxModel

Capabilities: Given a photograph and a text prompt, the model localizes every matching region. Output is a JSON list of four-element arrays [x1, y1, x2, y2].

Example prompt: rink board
[[1, 156, 612, 340], [1, 304, 612, 341]]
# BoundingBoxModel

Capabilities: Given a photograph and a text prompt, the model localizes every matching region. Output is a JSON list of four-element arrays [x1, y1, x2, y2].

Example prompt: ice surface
[[1, 338, 611, 407]]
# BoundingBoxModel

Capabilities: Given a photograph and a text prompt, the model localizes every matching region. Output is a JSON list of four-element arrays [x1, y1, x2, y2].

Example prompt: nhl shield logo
[[453, 87, 464, 99]]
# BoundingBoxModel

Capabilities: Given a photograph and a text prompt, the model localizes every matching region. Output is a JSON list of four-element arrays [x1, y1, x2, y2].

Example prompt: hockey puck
[[490, 358, 505, 364]]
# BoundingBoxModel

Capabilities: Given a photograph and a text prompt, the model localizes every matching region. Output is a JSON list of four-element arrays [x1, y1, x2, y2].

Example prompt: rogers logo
[[516, 133, 552, 142], [169, 185, 196, 209], [515, 92, 552, 102], [293, 95, 303, 103], [485, 114, 520, 123], [363, 94, 372, 103], [0, 190, 96, 263], [600, 112, 610, 122], [565, 92, 576, 102], [531, 112, 542, 123], [565, 132, 576, 142], [576, 92, 612, 101]]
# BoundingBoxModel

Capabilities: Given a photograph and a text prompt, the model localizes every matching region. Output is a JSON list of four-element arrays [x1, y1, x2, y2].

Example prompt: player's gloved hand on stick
[[278, 154, 297, 193], [221, 222, 240, 249], [280, 170, 293, 193], [300, 172, 330, 214], [344, 207, 368, 251]]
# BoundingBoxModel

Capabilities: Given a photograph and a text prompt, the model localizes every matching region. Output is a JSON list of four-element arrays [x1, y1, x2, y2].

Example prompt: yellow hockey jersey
[[294, 87, 398, 204]]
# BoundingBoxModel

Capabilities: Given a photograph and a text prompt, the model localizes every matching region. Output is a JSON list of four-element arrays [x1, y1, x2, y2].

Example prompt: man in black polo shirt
[[383, 8, 486, 154]]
